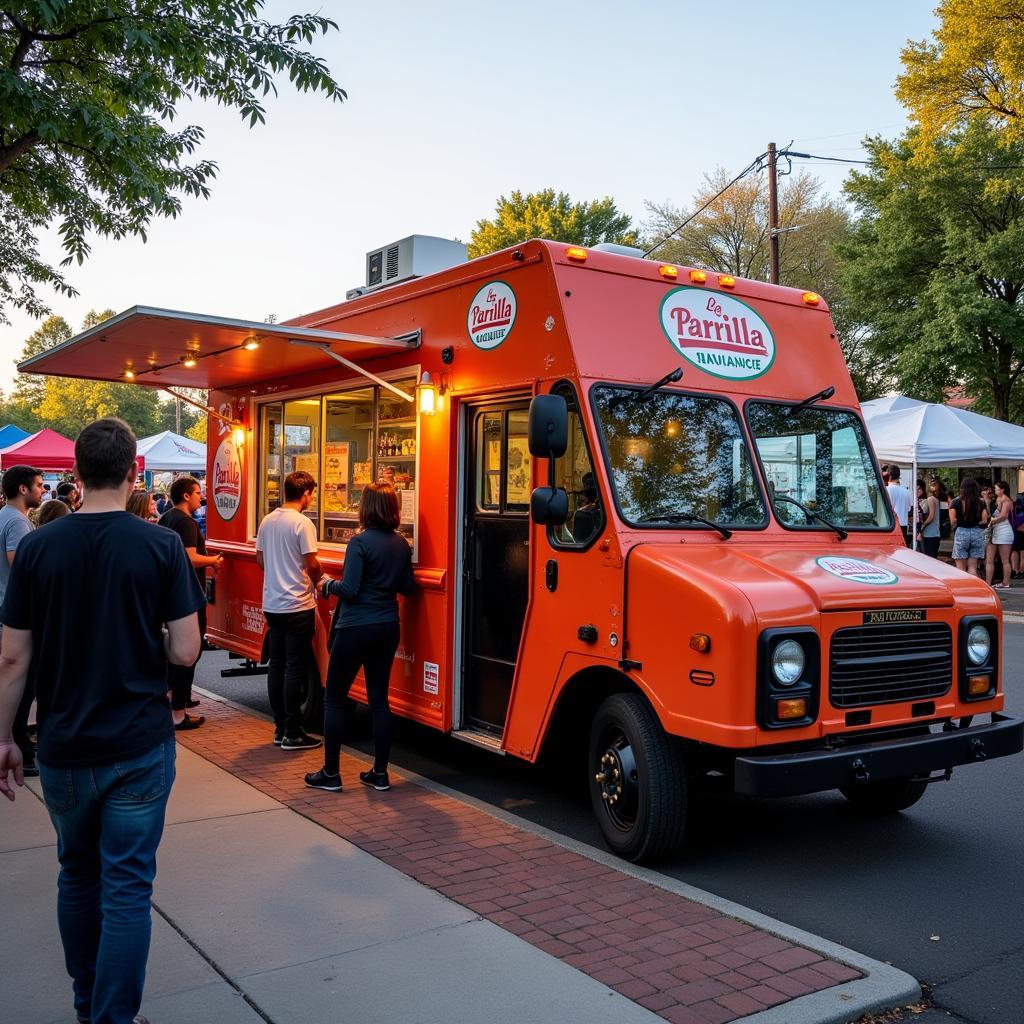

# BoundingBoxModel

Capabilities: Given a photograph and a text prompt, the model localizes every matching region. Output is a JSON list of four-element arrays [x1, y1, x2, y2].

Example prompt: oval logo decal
[[816, 556, 898, 586], [212, 437, 242, 521], [468, 281, 516, 349], [659, 286, 775, 379]]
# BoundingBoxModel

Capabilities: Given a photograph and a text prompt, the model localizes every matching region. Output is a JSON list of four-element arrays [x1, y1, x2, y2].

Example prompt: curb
[[193, 685, 921, 1024]]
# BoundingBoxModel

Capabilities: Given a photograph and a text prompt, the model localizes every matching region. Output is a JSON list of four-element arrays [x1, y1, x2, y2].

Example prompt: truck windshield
[[592, 385, 766, 528], [745, 402, 892, 530]]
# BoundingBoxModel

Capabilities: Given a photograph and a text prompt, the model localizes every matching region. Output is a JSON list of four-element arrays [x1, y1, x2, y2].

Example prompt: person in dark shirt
[[0, 417, 205, 1024], [159, 476, 223, 728], [305, 482, 414, 793]]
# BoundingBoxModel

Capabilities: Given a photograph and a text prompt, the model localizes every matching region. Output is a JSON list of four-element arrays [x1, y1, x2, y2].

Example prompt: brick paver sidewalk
[[178, 699, 860, 1024]]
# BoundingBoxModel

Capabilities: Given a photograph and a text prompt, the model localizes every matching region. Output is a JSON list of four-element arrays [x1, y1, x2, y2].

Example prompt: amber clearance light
[[719, 275, 736, 288], [658, 265, 679, 279], [776, 698, 808, 720], [689, 270, 708, 284], [566, 246, 587, 262], [689, 633, 711, 653], [802, 291, 821, 306]]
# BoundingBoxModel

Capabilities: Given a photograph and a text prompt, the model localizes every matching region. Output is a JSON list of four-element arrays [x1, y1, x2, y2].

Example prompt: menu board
[[323, 442, 350, 513]]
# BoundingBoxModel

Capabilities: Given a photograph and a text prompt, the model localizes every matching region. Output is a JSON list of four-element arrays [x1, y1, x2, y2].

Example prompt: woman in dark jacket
[[305, 482, 414, 793]]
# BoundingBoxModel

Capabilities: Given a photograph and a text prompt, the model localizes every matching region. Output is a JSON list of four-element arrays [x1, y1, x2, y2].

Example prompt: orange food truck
[[24, 236, 1023, 862]]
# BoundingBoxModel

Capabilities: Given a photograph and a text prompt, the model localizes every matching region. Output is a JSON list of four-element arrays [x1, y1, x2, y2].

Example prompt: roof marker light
[[566, 246, 587, 261], [659, 265, 678, 279], [719, 275, 736, 288], [802, 291, 821, 306], [689, 270, 707, 284]]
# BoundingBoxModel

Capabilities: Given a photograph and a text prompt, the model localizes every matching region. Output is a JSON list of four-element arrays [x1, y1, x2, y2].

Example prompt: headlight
[[966, 623, 991, 666], [771, 639, 805, 686]]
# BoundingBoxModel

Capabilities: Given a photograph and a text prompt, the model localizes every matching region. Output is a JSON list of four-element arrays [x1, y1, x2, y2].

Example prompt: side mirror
[[528, 394, 568, 458], [531, 486, 568, 527]]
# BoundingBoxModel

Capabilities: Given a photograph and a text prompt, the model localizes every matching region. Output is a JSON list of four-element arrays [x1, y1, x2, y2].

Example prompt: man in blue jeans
[[0, 417, 204, 1024]]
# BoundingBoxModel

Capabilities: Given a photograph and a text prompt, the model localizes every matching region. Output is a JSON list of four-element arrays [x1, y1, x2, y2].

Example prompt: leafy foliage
[[646, 170, 889, 400], [897, 1, 1024, 150], [838, 125, 1024, 421], [468, 190, 639, 258], [0, 2, 345, 323]]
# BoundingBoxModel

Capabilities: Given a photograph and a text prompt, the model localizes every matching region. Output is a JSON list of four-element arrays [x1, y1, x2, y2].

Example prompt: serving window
[[257, 375, 417, 547]]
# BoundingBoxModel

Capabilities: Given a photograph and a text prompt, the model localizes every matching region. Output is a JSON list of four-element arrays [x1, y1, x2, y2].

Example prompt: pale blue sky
[[0, 0, 938, 392]]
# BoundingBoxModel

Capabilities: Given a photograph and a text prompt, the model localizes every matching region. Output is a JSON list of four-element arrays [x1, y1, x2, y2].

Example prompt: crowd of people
[[882, 464, 1024, 588], [0, 417, 415, 1024]]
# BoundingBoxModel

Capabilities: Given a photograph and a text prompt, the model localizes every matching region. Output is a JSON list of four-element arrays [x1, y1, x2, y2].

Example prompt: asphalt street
[[195, 625, 1024, 1024]]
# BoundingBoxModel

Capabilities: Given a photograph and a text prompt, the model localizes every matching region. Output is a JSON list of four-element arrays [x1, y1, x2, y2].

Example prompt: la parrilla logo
[[816, 556, 898, 586], [468, 281, 516, 349], [212, 438, 241, 521], [659, 286, 775, 380]]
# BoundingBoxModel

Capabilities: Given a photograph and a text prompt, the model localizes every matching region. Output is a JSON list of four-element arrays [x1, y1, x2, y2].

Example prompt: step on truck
[[25, 236, 1024, 862]]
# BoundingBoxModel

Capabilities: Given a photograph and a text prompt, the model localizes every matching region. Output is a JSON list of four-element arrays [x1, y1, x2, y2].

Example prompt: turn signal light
[[566, 246, 587, 261], [802, 291, 821, 306], [776, 698, 807, 720], [659, 265, 679, 279], [968, 676, 992, 696], [719, 275, 736, 288], [689, 633, 711, 653], [689, 270, 708, 284]]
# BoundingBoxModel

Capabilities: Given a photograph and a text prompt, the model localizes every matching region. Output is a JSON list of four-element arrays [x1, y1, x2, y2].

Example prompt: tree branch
[[0, 131, 41, 174]]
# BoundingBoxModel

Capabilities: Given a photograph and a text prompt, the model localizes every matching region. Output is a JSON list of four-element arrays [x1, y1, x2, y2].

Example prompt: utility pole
[[175, 396, 181, 434], [767, 141, 780, 285]]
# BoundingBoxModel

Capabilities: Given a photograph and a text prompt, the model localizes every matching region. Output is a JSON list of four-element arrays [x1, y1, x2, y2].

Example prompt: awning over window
[[18, 306, 419, 391]]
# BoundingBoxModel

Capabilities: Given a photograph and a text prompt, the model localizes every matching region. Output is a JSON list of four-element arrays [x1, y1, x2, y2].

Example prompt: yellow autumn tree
[[897, 1, 1024, 148]]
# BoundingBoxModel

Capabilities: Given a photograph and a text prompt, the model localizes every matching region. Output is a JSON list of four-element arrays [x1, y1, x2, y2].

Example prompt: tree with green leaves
[[646, 170, 889, 400], [838, 125, 1024, 421], [897, 0, 1024, 152], [468, 190, 639, 258], [0, 2, 345, 325]]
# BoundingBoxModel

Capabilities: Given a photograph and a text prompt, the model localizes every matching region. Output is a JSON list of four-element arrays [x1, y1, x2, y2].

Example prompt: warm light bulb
[[180, 353, 197, 368]]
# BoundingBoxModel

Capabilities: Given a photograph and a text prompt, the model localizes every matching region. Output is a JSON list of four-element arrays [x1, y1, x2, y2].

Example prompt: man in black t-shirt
[[0, 417, 205, 1024], [159, 476, 223, 728]]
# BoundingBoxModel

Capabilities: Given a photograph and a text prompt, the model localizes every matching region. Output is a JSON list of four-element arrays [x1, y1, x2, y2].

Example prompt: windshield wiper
[[774, 494, 848, 540], [644, 509, 732, 540], [609, 367, 683, 408], [786, 385, 835, 417]]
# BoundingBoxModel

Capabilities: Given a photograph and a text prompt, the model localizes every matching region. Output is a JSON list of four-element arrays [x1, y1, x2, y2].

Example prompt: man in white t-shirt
[[255, 471, 323, 750], [885, 465, 912, 546]]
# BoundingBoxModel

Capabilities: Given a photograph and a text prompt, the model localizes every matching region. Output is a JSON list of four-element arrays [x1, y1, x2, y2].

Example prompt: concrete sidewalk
[[3, 710, 923, 1024], [3, 746, 665, 1024]]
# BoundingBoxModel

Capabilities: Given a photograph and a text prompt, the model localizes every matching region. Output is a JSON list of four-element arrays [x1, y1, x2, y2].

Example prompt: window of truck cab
[[548, 382, 605, 549], [589, 383, 768, 530], [256, 374, 418, 549], [744, 400, 893, 532]]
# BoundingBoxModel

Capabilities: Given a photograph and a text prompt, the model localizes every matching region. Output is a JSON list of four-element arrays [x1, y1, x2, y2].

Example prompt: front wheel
[[588, 693, 687, 863], [839, 776, 928, 814]]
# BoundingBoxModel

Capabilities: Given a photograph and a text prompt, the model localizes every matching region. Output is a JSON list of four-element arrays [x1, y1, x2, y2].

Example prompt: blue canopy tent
[[0, 424, 31, 450]]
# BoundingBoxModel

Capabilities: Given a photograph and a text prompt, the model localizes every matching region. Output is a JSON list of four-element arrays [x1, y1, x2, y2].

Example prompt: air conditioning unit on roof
[[363, 235, 467, 292]]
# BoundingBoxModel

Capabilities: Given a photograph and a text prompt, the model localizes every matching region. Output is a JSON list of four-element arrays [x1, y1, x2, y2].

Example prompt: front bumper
[[734, 713, 1024, 798]]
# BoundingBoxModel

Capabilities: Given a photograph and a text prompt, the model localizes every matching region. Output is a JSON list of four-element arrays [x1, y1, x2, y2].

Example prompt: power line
[[643, 152, 767, 258]]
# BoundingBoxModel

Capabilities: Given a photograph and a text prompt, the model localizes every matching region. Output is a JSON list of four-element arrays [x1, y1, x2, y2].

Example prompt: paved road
[[196, 626, 1024, 1024]]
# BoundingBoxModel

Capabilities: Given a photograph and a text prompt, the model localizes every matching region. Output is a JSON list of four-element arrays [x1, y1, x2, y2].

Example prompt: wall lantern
[[418, 371, 437, 416], [232, 425, 246, 447]]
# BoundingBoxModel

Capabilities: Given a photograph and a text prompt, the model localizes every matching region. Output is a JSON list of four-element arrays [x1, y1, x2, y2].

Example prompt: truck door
[[462, 400, 532, 735]]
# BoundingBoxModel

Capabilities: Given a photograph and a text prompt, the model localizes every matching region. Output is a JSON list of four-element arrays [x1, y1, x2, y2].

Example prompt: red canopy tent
[[0, 428, 144, 473]]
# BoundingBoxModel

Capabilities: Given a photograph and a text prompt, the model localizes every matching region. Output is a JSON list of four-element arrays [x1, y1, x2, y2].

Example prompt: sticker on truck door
[[468, 281, 516, 349], [816, 556, 898, 586], [659, 287, 775, 380]]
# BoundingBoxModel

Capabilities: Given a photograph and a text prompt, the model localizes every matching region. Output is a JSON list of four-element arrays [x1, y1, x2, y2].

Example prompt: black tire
[[839, 777, 928, 814], [588, 693, 687, 863], [301, 661, 324, 734]]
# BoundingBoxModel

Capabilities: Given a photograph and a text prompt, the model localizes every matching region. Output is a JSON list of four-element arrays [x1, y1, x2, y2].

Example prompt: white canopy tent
[[861, 396, 1024, 547], [135, 430, 206, 473]]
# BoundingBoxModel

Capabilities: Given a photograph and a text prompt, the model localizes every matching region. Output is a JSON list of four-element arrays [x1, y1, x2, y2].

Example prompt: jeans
[[323, 621, 401, 775], [168, 606, 206, 711], [264, 609, 315, 736], [38, 739, 175, 1024]]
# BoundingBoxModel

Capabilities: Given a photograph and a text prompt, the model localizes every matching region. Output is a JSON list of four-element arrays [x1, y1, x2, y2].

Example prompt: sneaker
[[174, 713, 205, 730], [273, 729, 284, 746], [359, 769, 390, 791], [305, 768, 343, 792], [186, 699, 201, 708], [281, 731, 323, 751]]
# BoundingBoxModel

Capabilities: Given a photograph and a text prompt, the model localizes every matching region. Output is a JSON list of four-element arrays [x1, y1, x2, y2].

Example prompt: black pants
[[921, 536, 941, 558], [169, 606, 206, 711], [323, 621, 401, 775], [264, 609, 315, 736]]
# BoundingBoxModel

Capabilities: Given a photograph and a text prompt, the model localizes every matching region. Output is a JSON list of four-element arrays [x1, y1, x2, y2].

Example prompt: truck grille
[[829, 622, 953, 708]]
